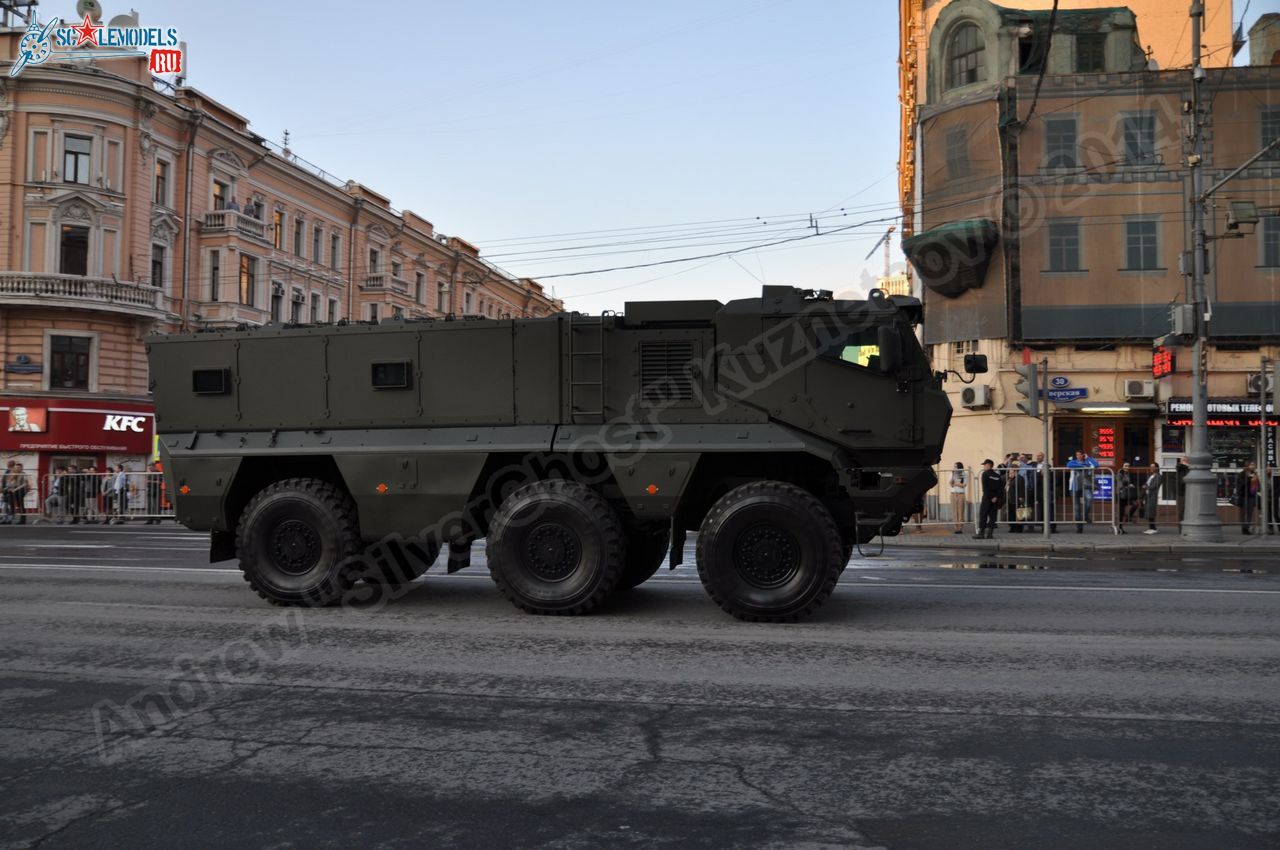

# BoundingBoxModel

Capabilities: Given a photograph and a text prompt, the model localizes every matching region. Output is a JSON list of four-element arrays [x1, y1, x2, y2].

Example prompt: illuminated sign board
[[1152, 346, 1175, 379]]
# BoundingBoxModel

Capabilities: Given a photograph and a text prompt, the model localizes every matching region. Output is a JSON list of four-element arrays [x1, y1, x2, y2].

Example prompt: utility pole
[[1262, 357, 1273, 536], [1181, 1, 1222, 542]]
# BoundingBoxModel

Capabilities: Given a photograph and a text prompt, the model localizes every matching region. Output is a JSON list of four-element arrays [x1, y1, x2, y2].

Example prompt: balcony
[[360, 273, 408, 293], [202, 210, 268, 241], [0, 272, 169, 319]]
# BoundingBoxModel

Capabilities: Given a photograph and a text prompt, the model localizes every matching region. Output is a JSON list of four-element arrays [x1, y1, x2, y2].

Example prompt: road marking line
[[0, 564, 239, 574]]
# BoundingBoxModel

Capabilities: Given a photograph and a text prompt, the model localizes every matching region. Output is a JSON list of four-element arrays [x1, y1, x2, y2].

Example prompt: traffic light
[[1014, 362, 1040, 418]]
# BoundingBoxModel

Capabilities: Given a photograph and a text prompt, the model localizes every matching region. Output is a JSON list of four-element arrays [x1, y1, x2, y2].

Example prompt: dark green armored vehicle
[[148, 286, 951, 621]]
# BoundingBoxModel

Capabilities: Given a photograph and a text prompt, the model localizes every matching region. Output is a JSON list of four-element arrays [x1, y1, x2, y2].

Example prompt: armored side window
[[817, 325, 881, 370], [192, 367, 231, 395], [371, 361, 412, 390]]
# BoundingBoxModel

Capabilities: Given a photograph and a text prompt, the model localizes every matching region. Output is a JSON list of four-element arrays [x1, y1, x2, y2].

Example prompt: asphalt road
[[1, 524, 1278, 849]]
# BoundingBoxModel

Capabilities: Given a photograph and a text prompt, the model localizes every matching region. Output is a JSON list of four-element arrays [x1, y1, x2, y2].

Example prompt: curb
[[883, 538, 1280, 556]]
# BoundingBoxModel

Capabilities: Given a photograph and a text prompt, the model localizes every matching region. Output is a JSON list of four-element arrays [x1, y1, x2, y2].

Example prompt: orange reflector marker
[[376, 483, 389, 494], [179, 485, 190, 495], [645, 484, 659, 495]]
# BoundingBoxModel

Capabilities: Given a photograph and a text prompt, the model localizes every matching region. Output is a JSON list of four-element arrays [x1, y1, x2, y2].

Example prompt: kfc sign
[[104, 415, 147, 433]]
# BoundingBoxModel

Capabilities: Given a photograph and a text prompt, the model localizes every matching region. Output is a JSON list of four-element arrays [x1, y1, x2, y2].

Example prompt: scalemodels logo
[[9, 14, 181, 78]]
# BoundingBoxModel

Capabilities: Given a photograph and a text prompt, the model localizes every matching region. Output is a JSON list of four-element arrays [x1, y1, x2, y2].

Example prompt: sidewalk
[[885, 522, 1280, 555]]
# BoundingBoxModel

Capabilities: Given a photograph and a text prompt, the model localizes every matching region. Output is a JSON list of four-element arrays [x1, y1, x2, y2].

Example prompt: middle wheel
[[486, 480, 625, 615]]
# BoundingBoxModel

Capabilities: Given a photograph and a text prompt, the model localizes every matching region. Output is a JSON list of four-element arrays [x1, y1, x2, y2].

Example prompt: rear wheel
[[236, 478, 361, 606], [486, 480, 625, 615], [617, 520, 670, 590], [696, 481, 842, 622]]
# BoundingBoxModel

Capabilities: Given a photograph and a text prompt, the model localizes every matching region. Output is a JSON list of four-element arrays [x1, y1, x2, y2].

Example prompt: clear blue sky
[[133, 0, 904, 313]]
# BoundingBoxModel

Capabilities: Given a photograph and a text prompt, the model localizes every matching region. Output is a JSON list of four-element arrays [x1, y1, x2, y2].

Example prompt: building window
[[369, 247, 380, 273], [59, 224, 89, 276], [212, 180, 228, 210], [1262, 217, 1280, 268], [947, 24, 985, 90], [328, 298, 339, 323], [392, 306, 403, 319], [1123, 114, 1156, 165], [209, 250, 221, 301], [1125, 219, 1160, 270], [1045, 116, 1077, 168], [150, 245, 166, 288], [293, 219, 304, 256], [313, 225, 323, 263], [50, 335, 92, 390], [391, 260, 402, 279], [310, 292, 321, 323], [239, 254, 257, 306], [290, 290, 304, 324], [271, 286, 283, 323], [63, 135, 91, 184], [1075, 33, 1107, 73], [437, 285, 446, 313], [945, 127, 970, 179], [415, 272, 425, 303], [273, 210, 285, 250], [369, 303, 380, 322], [1047, 220, 1081, 272], [1263, 108, 1280, 161], [330, 233, 341, 269], [952, 339, 977, 355], [464, 291, 473, 313], [154, 160, 169, 206]]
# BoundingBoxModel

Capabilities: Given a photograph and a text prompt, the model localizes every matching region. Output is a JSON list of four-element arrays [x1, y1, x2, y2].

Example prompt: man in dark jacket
[[973, 458, 1005, 539]]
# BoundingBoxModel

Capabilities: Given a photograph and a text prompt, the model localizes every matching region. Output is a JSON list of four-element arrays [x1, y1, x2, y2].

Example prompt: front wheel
[[236, 478, 361, 606], [696, 481, 842, 622], [486, 480, 625, 615]]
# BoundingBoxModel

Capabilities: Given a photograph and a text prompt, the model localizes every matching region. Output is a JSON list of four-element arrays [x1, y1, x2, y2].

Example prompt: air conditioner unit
[[1124, 379, 1155, 400], [1246, 372, 1275, 396], [961, 385, 992, 409]]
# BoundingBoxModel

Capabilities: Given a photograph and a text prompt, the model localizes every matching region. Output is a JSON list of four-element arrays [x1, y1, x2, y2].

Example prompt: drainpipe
[[346, 196, 363, 320], [179, 110, 202, 329]]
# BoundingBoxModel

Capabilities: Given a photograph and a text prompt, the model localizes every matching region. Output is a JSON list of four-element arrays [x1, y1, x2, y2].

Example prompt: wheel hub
[[272, 518, 321, 575], [525, 523, 580, 581], [733, 524, 801, 588]]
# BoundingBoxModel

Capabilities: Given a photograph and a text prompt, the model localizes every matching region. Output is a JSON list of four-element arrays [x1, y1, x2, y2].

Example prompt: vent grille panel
[[640, 340, 695, 403]]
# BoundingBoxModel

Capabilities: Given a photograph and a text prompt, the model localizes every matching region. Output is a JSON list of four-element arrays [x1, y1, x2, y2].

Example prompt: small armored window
[[371, 361, 411, 390], [192, 368, 231, 395]]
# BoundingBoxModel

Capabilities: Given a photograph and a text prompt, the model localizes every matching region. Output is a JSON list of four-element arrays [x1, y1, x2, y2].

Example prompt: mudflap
[[210, 529, 236, 563], [668, 527, 686, 569]]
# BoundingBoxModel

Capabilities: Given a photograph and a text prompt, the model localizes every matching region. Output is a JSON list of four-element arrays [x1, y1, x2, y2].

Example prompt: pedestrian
[[1175, 457, 1189, 529], [100, 469, 115, 519], [145, 462, 162, 524], [6, 462, 29, 524], [1028, 451, 1055, 533], [1067, 450, 1098, 533], [1115, 462, 1138, 534], [1235, 461, 1261, 535], [1, 459, 13, 524], [112, 464, 130, 523], [1006, 460, 1027, 532], [65, 466, 84, 524], [1142, 463, 1162, 534], [973, 459, 1004, 539], [44, 465, 65, 523], [227, 195, 241, 213], [948, 462, 968, 534]]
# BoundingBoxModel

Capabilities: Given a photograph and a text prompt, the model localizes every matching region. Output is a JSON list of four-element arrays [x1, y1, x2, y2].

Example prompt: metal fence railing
[[915, 465, 1280, 536], [0, 472, 174, 525]]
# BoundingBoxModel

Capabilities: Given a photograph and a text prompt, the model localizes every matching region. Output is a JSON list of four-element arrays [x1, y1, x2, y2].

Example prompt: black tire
[[617, 521, 670, 590], [236, 477, 361, 606], [361, 538, 440, 587], [486, 480, 625, 615], [696, 481, 842, 622]]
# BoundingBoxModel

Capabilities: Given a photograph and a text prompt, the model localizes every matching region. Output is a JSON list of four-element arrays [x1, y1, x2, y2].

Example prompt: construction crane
[[864, 225, 897, 278]]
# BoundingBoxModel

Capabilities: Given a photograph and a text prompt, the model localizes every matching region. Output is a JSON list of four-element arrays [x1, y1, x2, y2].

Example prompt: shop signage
[[1050, 376, 1071, 388], [0, 403, 153, 455], [1167, 398, 1275, 415], [103, 415, 147, 433], [1152, 346, 1175, 379], [1047, 387, 1089, 402]]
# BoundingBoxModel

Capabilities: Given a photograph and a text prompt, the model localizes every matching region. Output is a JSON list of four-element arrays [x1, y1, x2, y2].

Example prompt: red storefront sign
[[0, 399, 154, 455]]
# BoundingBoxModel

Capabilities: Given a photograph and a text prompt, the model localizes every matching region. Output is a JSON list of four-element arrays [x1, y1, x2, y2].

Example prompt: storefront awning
[[902, 219, 999, 300]]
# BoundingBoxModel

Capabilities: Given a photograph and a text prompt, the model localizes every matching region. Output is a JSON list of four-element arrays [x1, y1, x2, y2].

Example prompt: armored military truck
[[148, 286, 952, 621]]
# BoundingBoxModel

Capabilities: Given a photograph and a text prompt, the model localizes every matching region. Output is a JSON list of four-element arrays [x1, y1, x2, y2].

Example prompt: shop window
[[59, 225, 89, 276], [64, 135, 91, 184], [50, 335, 92, 390], [947, 24, 985, 90], [1045, 117, 1077, 168]]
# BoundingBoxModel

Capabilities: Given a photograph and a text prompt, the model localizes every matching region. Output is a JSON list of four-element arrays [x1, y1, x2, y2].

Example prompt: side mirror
[[963, 353, 988, 374], [877, 325, 903, 374]]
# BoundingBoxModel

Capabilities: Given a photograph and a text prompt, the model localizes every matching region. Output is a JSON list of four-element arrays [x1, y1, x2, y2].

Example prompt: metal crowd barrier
[[32, 472, 174, 524]]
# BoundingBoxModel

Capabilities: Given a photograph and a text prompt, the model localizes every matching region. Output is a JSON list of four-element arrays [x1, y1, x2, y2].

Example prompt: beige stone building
[[0, 17, 559, 487], [897, 0, 1279, 487]]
